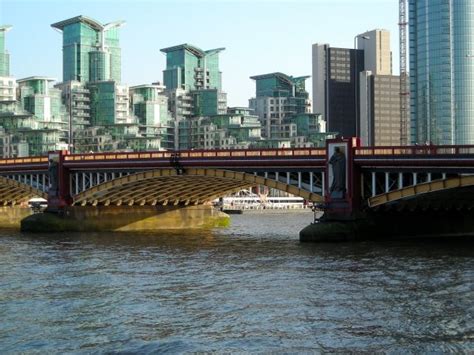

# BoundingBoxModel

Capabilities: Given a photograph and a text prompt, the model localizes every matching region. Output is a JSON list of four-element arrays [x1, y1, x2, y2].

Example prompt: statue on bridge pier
[[48, 158, 59, 197], [329, 146, 346, 199]]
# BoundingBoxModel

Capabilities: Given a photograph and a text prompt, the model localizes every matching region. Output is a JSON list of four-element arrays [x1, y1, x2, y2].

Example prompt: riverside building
[[160, 44, 227, 149], [409, 0, 474, 145], [313, 29, 402, 146], [249, 72, 329, 147], [51, 15, 168, 153]]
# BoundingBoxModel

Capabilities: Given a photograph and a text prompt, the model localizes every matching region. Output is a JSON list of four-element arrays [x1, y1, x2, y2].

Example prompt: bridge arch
[[368, 175, 474, 208], [72, 168, 323, 207], [0, 176, 48, 206]]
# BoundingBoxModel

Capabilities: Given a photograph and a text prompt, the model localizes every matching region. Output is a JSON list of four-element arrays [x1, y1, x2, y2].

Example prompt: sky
[[0, 0, 400, 107]]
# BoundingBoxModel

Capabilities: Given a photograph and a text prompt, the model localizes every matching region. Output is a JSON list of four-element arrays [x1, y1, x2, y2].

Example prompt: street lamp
[[354, 35, 370, 138]]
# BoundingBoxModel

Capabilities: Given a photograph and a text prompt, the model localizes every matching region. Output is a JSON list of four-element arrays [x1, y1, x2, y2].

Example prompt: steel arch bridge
[[1, 139, 474, 216]]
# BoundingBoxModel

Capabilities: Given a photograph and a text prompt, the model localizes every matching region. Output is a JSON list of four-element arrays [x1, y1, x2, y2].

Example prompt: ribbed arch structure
[[72, 168, 323, 207], [0, 176, 47, 206], [368, 175, 474, 208]]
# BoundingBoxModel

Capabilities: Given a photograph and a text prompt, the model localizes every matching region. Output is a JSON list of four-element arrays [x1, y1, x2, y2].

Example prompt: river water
[[0, 212, 473, 353]]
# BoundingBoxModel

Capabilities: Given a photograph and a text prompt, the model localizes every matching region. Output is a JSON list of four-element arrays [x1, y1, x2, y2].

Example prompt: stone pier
[[21, 205, 230, 233]]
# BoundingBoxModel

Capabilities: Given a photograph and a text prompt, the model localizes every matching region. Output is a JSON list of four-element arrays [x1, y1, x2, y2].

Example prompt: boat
[[215, 189, 311, 211], [28, 198, 48, 212]]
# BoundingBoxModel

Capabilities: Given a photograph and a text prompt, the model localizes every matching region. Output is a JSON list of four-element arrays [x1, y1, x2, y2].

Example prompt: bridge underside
[[369, 176, 474, 212], [0, 176, 47, 206], [72, 168, 323, 207]]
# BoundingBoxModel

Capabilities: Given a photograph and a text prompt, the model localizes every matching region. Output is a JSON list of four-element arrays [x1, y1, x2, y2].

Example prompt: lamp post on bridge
[[354, 35, 370, 138]]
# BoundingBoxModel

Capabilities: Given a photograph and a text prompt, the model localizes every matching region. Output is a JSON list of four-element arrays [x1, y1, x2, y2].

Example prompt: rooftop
[[17, 76, 56, 83], [0, 25, 12, 33], [250, 72, 310, 85], [160, 43, 225, 57], [51, 15, 125, 32]]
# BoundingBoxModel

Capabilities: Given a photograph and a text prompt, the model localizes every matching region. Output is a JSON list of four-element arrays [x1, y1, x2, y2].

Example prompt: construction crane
[[399, 0, 409, 145]]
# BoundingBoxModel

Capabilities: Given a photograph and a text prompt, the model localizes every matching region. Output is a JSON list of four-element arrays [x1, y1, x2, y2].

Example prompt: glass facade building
[[160, 44, 224, 91], [410, 0, 474, 144], [0, 26, 12, 77], [51, 16, 124, 83], [249, 72, 311, 138]]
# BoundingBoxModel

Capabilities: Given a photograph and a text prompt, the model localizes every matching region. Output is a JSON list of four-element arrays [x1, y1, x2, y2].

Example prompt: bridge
[[1, 137, 474, 238]]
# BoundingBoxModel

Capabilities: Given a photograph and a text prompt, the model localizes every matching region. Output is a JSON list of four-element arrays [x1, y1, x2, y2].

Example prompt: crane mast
[[399, 0, 409, 145]]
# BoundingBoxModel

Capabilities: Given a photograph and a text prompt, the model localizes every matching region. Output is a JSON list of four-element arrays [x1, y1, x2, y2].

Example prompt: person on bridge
[[329, 147, 346, 199]]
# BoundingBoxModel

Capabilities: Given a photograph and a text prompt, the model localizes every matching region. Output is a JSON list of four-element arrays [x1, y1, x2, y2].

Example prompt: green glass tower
[[249, 72, 311, 139], [0, 25, 12, 77], [410, 0, 474, 145], [51, 16, 125, 83], [160, 44, 224, 91]]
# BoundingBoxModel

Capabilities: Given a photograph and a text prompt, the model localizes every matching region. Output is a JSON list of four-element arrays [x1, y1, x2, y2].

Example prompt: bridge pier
[[300, 210, 474, 242], [0, 207, 34, 229], [21, 205, 229, 233]]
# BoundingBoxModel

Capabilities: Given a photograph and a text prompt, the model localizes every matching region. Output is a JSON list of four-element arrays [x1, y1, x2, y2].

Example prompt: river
[[0, 212, 473, 353]]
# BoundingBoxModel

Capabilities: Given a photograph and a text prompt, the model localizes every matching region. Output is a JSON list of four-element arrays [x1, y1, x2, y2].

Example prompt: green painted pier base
[[21, 205, 230, 233], [300, 211, 474, 242]]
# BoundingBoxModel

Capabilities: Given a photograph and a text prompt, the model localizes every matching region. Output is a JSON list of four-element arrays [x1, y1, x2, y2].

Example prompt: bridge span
[[0, 137, 473, 239]]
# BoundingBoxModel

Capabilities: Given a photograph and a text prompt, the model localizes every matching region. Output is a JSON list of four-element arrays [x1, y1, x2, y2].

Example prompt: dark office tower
[[312, 44, 364, 138]]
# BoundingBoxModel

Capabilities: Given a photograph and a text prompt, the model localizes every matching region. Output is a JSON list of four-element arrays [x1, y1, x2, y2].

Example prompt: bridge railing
[[0, 156, 48, 165], [63, 148, 327, 161], [355, 145, 474, 156]]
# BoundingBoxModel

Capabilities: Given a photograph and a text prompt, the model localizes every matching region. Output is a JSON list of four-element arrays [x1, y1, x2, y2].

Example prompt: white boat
[[216, 190, 311, 210], [28, 197, 48, 211]]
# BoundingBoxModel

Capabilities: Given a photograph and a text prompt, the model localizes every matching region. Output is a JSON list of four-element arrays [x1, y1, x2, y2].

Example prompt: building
[[130, 83, 174, 149], [51, 15, 124, 83], [13, 77, 68, 155], [312, 45, 364, 137], [357, 29, 392, 76], [360, 72, 401, 146], [313, 29, 401, 146], [356, 29, 401, 146], [161, 44, 224, 92], [0, 25, 12, 77], [249, 72, 313, 142], [50, 15, 169, 153], [160, 44, 227, 149], [179, 107, 262, 150], [409, 0, 474, 145]]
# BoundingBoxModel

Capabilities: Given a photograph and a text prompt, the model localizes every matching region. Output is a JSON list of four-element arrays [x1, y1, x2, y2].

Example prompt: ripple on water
[[0, 213, 473, 352]]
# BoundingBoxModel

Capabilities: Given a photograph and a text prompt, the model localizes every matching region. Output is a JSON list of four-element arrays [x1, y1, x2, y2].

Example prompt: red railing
[[0, 156, 48, 165], [354, 145, 474, 156], [3, 144, 474, 167], [63, 147, 327, 162]]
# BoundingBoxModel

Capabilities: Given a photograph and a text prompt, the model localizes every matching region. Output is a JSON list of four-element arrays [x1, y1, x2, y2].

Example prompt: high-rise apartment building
[[161, 44, 224, 91], [312, 45, 364, 137], [0, 26, 15, 104], [160, 43, 227, 149], [249, 72, 328, 147], [50, 15, 167, 153], [130, 83, 174, 149], [51, 16, 124, 83], [409, 0, 474, 145], [249, 72, 310, 137], [16, 77, 68, 154], [0, 25, 12, 77]]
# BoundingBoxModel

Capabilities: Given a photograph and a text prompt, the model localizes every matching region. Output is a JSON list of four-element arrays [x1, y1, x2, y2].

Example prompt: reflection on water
[[0, 213, 473, 352]]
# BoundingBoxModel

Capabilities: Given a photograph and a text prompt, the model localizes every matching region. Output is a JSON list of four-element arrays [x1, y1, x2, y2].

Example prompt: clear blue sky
[[0, 0, 399, 107]]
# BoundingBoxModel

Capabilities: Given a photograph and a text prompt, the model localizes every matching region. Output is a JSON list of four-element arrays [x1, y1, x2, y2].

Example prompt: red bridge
[[1, 138, 474, 238]]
